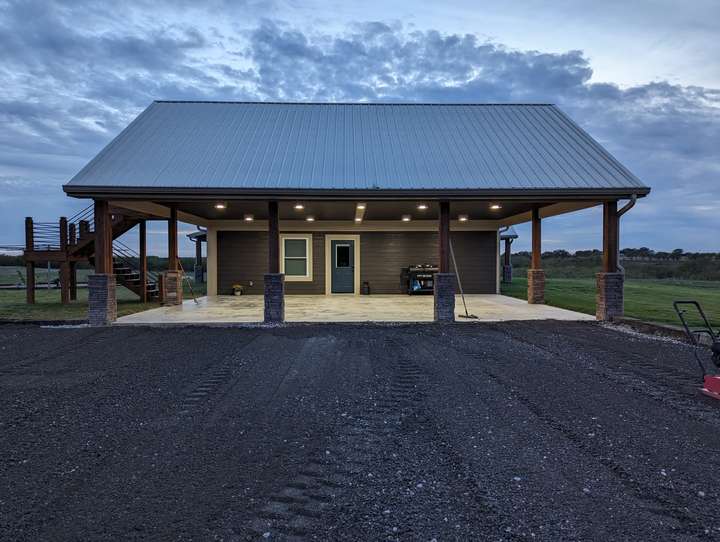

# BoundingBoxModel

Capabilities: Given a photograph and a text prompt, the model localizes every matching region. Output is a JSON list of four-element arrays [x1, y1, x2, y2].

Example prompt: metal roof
[[66, 102, 647, 194]]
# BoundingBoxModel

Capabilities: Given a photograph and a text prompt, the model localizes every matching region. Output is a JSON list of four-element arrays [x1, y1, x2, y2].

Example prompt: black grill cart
[[406, 264, 438, 295]]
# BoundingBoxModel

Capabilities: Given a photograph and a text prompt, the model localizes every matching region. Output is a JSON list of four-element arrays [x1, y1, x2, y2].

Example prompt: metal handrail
[[112, 240, 159, 284]]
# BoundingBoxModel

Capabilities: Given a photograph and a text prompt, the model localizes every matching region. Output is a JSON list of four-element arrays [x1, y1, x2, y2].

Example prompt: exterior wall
[[217, 231, 325, 295], [215, 228, 498, 295]]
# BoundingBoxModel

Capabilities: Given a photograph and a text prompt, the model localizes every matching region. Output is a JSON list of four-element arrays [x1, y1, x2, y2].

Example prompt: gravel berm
[[1, 321, 719, 540]]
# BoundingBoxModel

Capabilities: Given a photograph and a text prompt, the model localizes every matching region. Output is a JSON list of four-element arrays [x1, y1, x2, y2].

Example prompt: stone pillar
[[88, 274, 116, 326], [596, 272, 624, 321], [162, 270, 183, 306], [434, 272, 455, 322], [264, 273, 285, 323], [527, 269, 545, 304]]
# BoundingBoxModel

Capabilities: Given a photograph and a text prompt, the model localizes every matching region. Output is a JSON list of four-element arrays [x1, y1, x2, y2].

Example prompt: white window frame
[[280, 233, 313, 282]]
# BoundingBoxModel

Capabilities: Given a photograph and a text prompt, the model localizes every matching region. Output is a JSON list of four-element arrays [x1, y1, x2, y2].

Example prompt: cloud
[[0, 3, 718, 253]]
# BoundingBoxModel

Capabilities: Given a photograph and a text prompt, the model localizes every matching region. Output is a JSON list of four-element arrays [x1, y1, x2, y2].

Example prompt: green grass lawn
[[0, 282, 206, 321], [502, 276, 720, 327]]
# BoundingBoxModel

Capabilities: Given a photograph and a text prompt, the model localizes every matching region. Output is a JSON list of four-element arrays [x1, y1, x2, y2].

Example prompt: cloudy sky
[[1, 0, 718, 256]]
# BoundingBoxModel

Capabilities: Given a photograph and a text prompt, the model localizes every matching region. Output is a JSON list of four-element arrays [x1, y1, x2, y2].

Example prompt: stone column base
[[88, 274, 117, 326], [162, 271, 184, 306], [596, 272, 624, 321], [527, 269, 545, 304], [434, 273, 456, 322], [162, 271, 183, 306], [264, 273, 285, 323], [502, 264, 513, 283]]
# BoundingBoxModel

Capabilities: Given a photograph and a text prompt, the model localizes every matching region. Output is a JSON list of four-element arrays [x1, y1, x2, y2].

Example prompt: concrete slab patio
[[115, 294, 595, 324]]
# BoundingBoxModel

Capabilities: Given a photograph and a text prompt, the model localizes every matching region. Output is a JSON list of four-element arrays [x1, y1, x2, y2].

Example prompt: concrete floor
[[116, 294, 595, 324]]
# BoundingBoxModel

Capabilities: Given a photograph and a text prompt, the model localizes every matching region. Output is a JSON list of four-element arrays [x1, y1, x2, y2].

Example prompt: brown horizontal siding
[[359, 231, 496, 294], [217, 230, 496, 295], [450, 231, 498, 294], [217, 231, 325, 295]]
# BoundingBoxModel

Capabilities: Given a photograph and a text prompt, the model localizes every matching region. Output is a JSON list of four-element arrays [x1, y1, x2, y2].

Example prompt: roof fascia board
[[65, 186, 650, 201]]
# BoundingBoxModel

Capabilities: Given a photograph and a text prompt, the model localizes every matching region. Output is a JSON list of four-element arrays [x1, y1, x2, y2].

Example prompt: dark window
[[336, 244, 351, 268]]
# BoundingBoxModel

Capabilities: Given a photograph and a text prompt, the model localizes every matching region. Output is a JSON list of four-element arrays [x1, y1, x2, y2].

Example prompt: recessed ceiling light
[[294, 203, 304, 210], [417, 203, 428, 211], [354, 217, 362, 223], [244, 214, 254, 222], [306, 216, 315, 222], [401, 215, 412, 222], [458, 214, 469, 222], [214, 202, 227, 210], [356, 203, 366, 210], [490, 203, 502, 210]]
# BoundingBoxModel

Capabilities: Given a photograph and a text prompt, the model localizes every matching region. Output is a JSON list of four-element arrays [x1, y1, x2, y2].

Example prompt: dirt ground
[[1, 321, 719, 540]]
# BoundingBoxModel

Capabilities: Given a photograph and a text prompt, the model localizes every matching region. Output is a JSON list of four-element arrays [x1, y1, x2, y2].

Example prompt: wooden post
[[438, 201, 450, 273], [139, 221, 147, 302], [79, 220, 89, 238], [531, 206, 541, 269], [268, 201, 279, 273], [68, 223, 76, 246], [602, 201, 619, 273], [59, 217, 70, 304], [168, 205, 178, 271], [25, 217, 35, 304], [264, 200, 284, 322], [93, 200, 112, 274], [69, 262, 77, 301], [504, 238, 512, 267], [527, 205, 545, 304]]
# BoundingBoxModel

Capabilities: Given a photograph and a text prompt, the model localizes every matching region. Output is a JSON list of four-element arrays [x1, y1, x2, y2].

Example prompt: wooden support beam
[[531, 206, 542, 269], [25, 217, 35, 304], [139, 221, 148, 302], [168, 205, 178, 271], [268, 201, 280, 273], [59, 216, 70, 304], [438, 201, 450, 273], [68, 223, 76, 246], [59, 217, 68, 251], [602, 201, 619, 273], [69, 262, 77, 301], [94, 200, 113, 274], [60, 263, 71, 304], [504, 238, 512, 266]]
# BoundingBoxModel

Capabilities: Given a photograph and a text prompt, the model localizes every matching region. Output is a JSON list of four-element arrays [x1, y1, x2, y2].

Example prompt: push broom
[[449, 237, 478, 320]]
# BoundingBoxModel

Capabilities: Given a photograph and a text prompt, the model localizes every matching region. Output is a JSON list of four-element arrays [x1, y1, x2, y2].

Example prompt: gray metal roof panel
[[67, 102, 647, 192]]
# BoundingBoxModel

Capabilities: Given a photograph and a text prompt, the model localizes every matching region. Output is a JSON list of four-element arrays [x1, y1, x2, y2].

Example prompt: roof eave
[[63, 185, 651, 201]]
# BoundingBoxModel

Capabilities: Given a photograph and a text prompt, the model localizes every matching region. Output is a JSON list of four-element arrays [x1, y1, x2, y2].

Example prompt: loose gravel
[[1, 321, 719, 540]]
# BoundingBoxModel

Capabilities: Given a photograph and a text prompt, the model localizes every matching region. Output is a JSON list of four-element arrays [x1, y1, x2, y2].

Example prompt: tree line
[[510, 249, 720, 281]]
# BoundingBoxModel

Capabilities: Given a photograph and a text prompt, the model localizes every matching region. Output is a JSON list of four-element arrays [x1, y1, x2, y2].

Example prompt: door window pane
[[336, 245, 351, 268]]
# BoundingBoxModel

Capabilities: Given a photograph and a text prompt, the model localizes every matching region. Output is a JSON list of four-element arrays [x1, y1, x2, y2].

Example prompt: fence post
[[25, 217, 35, 304], [59, 217, 70, 304]]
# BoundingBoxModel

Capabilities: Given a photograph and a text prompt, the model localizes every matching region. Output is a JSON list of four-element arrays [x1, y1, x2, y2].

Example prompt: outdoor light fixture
[[417, 203, 428, 211], [214, 202, 227, 210], [306, 216, 315, 222], [490, 203, 502, 210], [458, 214, 469, 222], [244, 214, 254, 222], [356, 203, 366, 210], [355, 217, 362, 223], [401, 215, 412, 222], [294, 203, 305, 210]]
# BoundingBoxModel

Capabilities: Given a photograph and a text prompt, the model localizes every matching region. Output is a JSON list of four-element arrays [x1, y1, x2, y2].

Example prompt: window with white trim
[[280, 234, 313, 281]]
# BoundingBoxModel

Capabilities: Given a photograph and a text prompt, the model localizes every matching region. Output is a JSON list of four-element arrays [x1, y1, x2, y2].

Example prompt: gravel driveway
[[1, 321, 719, 540]]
